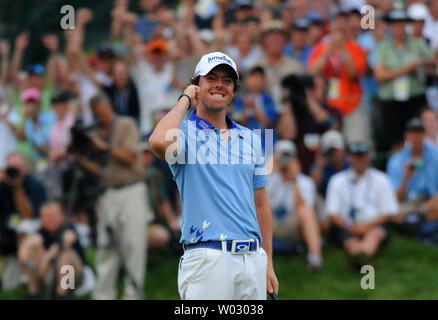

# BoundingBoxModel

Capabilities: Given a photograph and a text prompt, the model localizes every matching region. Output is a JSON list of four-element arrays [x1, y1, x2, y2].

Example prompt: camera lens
[[5, 166, 20, 179]]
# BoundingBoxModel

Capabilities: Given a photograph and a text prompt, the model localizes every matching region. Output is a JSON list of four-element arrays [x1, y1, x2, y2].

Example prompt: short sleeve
[[299, 176, 316, 207], [376, 174, 399, 215], [375, 41, 386, 66], [325, 175, 342, 216], [253, 132, 269, 190], [386, 155, 403, 191], [116, 118, 140, 153]]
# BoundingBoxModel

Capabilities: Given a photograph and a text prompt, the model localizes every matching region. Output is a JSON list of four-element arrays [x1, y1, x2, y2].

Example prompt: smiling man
[[149, 52, 278, 300]]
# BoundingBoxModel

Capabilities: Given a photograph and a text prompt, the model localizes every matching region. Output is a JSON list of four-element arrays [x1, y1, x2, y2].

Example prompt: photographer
[[310, 130, 349, 199], [267, 140, 323, 271], [18, 201, 94, 299], [277, 73, 342, 173], [0, 152, 46, 289], [387, 118, 438, 225], [77, 95, 150, 300]]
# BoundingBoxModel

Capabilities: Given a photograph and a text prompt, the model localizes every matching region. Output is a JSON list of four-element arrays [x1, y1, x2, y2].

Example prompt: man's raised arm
[[149, 85, 199, 159]]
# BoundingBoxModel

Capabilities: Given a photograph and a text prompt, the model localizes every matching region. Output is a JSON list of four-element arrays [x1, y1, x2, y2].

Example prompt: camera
[[323, 147, 337, 158], [68, 120, 98, 157], [5, 166, 20, 180], [279, 151, 294, 165], [410, 160, 425, 170], [281, 74, 314, 116]]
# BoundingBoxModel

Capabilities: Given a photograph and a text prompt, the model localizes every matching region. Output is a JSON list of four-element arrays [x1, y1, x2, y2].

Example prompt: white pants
[[178, 246, 268, 300], [93, 182, 150, 300]]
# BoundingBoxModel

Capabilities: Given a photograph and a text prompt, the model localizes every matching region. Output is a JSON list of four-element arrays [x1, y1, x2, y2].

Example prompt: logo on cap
[[207, 55, 233, 66]]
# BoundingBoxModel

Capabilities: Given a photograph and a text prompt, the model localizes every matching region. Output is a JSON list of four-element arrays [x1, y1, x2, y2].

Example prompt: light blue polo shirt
[[168, 109, 270, 245], [387, 141, 438, 201]]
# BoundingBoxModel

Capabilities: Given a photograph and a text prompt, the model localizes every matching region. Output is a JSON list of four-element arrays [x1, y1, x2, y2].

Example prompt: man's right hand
[[183, 85, 201, 108], [403, 161, 416, 181]]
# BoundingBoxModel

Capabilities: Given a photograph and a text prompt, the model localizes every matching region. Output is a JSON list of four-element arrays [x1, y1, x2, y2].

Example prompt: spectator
[[103, 60, 140, 120], [18, 201, 94, 299], [252, 20, 304, 107], [20, 88, 57, 162], [407, 3, 429, 39], [307, 17, 325, 47], [326, 141, 399, 268], [226, 19, 264, 74], [374, 9, 435, 150], [310, 130, 349, 228], [267, 140, 323, 271], [309, 11, 370, 145], [64, 8, 101, 126], [0, 152, 46, 289], [345, 8, 362, 42], [125, 9, 175, 135], [278, 73, 342, 173], [79, 95, 150, 300], [48, 91, 76, 164], [310, 130, 349, 199], [140, 139, 181, 251], [241, 15, 263, 45], [387, 118, 438, 223], [284, 18, 313, 67], [421, 108, 438, 146], [95, 45, 116, 87], [232, 66, 277, 150]]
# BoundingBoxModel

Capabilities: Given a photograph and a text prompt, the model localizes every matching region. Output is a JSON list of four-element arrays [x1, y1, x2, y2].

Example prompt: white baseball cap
[[274, 140, 297, 157], [407, 3, 429, 21], [321, 130, 345, 152], [193, 51, 239, 80]]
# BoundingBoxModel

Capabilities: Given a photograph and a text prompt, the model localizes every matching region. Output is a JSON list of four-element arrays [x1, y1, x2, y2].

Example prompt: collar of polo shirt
[[189, 109, 238, 130]]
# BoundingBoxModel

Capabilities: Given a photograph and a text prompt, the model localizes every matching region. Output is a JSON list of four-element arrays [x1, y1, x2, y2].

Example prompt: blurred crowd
[[1, 0, 438, 299]]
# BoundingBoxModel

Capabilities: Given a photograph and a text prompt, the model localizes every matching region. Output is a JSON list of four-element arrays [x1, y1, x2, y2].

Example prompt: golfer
[[149, 52, 278, 300]]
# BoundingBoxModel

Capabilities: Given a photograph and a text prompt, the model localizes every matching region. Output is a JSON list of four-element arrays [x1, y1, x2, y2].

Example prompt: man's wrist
[[178, 93, 191, 110]]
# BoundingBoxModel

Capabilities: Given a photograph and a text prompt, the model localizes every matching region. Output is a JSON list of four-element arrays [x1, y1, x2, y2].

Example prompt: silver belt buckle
[[231, 240, 253, 254]]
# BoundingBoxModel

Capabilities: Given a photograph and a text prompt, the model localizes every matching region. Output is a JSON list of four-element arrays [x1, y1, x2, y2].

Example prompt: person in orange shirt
[[308, 11, 370, 145]]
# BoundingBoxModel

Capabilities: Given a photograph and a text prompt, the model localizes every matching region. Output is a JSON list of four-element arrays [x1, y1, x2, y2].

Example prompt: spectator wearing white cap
[[310, 130, 349, 199], [326, 141, 399, 268], [310, 130, 349, 229], [408, 3, 430, 38], [267, 140, 323, 271]]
